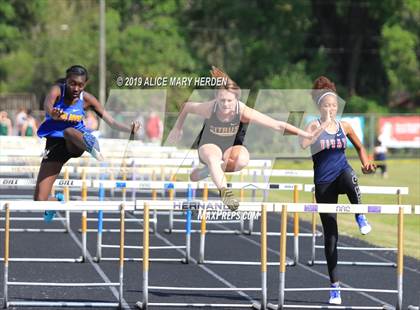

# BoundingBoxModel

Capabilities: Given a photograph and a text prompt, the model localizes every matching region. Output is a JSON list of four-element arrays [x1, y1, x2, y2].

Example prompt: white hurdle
[[135, 200, 269, 309], [93, 187, 189, 264], [267, 202, 410, 310], [1, 201, 127, 309], [0, 174, 80, 233], [408, 206, 420, 310], [305, 184, 409, 267]]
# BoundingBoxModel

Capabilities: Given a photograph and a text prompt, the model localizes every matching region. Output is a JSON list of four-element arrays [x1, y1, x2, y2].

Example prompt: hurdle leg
[[308, 213, 317, 266], [119, 204, 125, 309], [64, 168, 70, 232], [198, 185, 208, 263], [95, 210, 103, 262], [184, 209, 191, 264], [308, 190, 317, 266], [167, 187, 174, 233], [65, 211, 71, 233], [198, 210, 206, 264], [95, 183, 105, 262], [292, 185, 299, 265], [279, 205, 288, 309], [3, 204, 10, 309], [81, 211, 87, 262], [152, 210, 157, 233], [247, 172, 258, 234], [261, 204, 267, 309], [397, 205, 404, 310], [136, 203, 149, 310]]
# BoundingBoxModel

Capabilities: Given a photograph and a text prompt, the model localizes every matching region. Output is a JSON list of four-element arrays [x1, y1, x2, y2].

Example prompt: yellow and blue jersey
[[38, 83, 89, 138]]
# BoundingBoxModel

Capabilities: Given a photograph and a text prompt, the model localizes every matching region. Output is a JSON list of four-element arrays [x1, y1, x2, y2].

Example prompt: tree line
[[0, 0, 418, 113]]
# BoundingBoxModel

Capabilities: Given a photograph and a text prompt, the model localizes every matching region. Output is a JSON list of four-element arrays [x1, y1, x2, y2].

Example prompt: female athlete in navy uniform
[[301, 76, 376, 305], [169, 67, 315, 210], [35, 65, 140, 220]]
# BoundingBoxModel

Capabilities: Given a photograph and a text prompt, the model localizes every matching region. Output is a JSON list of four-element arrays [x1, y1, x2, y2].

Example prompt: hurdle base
[[267, 303, 394, 309], [243, 230, 323, 237], [136, 302, 254, 308], [94, 257, 185, 263], [164, 228, 241, 235], [7, 301, 119, 308], [307, 260, 397, 267], [0, 228, 68, 233], [0, 257, 84, 263], [78, 228, 154, 233], [202, 259, 295, 266]]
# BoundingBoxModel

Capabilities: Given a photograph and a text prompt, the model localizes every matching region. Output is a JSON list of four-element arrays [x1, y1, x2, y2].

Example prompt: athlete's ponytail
[[211, 66, 241, 99]]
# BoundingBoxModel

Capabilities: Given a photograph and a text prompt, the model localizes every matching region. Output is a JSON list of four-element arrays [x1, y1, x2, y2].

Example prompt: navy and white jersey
[[193, 101, 247, 152], [38, 83, 89, 138], [311, 120, 350, 184]]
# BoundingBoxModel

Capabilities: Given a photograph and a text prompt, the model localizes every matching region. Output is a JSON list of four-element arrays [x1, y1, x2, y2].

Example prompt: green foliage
[[0, 0, 418, 113], [345, 95, 389, 113], [381, 24, 419, 93]]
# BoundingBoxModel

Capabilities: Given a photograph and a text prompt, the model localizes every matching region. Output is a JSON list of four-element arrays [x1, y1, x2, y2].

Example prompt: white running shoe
[[329, 283, 342, 305]]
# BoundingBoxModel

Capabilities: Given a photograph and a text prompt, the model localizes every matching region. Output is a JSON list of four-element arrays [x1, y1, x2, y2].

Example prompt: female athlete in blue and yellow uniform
[[301, 76, 376, 305], [169, 67, 314, 210], [35, 65, 140, 219]]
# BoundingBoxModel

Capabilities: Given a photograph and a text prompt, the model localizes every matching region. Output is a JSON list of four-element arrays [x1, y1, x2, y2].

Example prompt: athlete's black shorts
[[41, 137, 84, 164]]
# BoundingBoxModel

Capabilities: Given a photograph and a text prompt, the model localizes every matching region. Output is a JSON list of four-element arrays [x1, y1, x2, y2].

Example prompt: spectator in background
[[0, 111, 13, 136], [15, 107, 28, 135], [146, 111, 163, 142], [374, 138, 388, 178], [84, 110, 100, 138], [21, 109, 38, 137], [135, 113, 145, 141]]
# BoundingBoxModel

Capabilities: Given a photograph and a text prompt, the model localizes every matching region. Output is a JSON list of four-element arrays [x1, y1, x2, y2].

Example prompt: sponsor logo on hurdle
[[304, 204, 318, 212], [336, 205, 351, 213], [368, 205, 382, 213], [58, 180, 74, 186], [173, 201, 261, 221], [2, 179, 18, 185]]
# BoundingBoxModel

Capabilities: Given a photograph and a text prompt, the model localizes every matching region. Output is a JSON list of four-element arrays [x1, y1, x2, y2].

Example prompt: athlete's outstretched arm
[[84, 92, 139, 133], [167, 100, 213, 142], [239, 103, 312, 138], [342, 121, 376, 174]]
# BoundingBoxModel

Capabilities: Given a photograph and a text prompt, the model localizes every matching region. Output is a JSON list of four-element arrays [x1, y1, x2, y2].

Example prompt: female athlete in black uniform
[[169, 67, 314, 210]]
